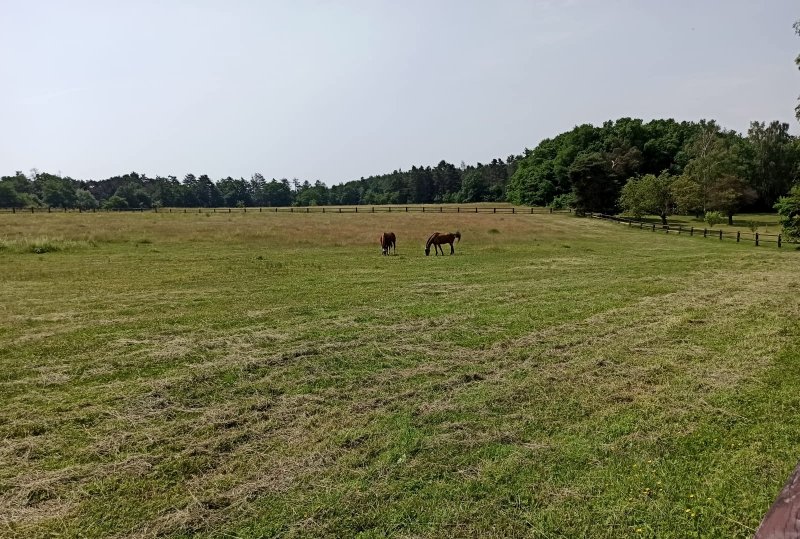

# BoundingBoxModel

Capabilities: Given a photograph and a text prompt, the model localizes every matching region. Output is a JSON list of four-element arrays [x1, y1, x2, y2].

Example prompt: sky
[[1, 0, 798, 184]]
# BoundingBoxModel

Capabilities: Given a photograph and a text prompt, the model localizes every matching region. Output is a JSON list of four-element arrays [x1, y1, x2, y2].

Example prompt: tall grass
[[0, 237, 96, 254]]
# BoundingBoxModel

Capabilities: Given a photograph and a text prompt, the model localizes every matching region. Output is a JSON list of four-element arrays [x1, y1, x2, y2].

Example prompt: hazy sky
[[1, 1, 798, 184]]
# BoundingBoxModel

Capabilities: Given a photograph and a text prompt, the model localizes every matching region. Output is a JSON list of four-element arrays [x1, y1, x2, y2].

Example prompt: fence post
[[12, 207, 15, 214], [439, 207, 442, 213], [512, 208, 515, 214], [549, 207, 553, 214], [678, 225, 682, 234], [339, 208, 342, 213], [493, 208, 496, 214], [755, 232, 759, 246], [48, 206, 51, 213], [422, 207, 425, 213], [405, 207, 408, 212], [652, 223, 655, 232], [475, 207, 477, 213], [690, 227, 693, 236], [778, 235, 782, 248], [31, 207, 34, 213], [737, 231, 740, 242], [259, 207, 262, 212], [244, 207, 246, 213], [457, 207, 460, 213], [354, 207, 357, 213], [703, 228, 707, 238], [307, 207, 310, 213]]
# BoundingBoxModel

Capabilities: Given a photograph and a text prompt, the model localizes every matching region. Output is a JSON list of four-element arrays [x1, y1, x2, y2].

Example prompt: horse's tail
[[454, 231, 461, 242]]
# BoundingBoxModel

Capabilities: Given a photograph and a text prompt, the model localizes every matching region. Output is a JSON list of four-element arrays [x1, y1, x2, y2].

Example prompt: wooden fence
[[587, 212, 794, 248], [0, 205, 568, 215]]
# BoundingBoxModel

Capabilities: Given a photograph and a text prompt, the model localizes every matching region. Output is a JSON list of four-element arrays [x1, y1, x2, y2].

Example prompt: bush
[[775, 186, 800, 240], [704, 211, 725, 228], [549, 193, 576, 210]]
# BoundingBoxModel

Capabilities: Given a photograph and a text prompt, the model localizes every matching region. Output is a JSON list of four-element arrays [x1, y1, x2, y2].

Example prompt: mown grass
[[631, 213, 782, 234], [1, 211, 799, 538]]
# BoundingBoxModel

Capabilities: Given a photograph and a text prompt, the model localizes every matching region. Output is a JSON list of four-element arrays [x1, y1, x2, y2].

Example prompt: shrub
[[704, 211, 725, 228], [550, 193, 576, 210], [775, 186, 800, 240]]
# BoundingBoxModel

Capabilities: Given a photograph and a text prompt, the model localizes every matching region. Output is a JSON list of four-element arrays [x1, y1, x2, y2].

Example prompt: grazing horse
[[425, 231, 461, 256], [380, 232, 396, 255]]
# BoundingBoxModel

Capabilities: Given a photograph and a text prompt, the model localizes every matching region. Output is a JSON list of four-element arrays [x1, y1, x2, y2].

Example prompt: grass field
[[631, 213, 782, 235], [1, 210, 799, 538]]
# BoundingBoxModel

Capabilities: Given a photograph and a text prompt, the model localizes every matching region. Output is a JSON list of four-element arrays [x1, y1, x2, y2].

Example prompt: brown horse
[[380, 232, 396, 255], [425, 231, 461, 256]]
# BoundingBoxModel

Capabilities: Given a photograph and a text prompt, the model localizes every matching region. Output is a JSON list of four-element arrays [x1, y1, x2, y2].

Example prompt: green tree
[[103, 195, 128, 210], [1, 171, 32, 194], [746, 121, 798, 207], [619, 172, 675, 224], [75, 189, 99, 210], [680, 122, 737, 211], [459, 167, 490, 202], [570, 152, 618, 214], [775, 185, 800, 240], [0, 181, 22, 207], [114, 183, 152, 208], [795, 20, 800, 121], [42, 177, 77, 208], [706, 175, 758, 225], [218, 177, 251, 207], [670, 175, 703, 216]]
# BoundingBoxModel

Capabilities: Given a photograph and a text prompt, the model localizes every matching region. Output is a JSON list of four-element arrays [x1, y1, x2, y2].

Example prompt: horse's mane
[[425, 232, 440, 248]]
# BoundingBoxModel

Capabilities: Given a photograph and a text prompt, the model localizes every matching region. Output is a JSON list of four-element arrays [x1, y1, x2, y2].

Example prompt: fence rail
[[0, 205, 568, 215], [587, 212, 795, 248]]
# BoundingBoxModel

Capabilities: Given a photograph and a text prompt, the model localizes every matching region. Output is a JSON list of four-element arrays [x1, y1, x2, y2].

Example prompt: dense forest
[[2, 118, 798, 223]]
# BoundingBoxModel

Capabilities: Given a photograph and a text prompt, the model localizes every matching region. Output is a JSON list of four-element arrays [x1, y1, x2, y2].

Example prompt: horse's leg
[[450, 242, 454, 255]]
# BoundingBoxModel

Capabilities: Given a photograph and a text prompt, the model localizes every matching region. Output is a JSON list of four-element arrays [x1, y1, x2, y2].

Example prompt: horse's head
[[424, 247, 430, 256], [454, 231, 461, 242]]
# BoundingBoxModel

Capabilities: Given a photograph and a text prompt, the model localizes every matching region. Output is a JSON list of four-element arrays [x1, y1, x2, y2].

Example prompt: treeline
[[0, 158, 519, 211], [508, 118, 799, 221], [1, 119, 798, 220]]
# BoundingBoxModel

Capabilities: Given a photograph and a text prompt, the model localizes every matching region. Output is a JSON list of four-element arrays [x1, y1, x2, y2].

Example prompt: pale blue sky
[[1, 0, 798, 183]]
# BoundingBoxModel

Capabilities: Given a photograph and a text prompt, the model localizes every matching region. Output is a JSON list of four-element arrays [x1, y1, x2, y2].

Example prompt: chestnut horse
[[380, 232, 396, 255], [425, 231, 461, 256]]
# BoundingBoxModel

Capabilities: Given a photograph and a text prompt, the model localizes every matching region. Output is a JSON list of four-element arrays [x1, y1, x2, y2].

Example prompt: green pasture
[[1, 211, 798, 538]]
